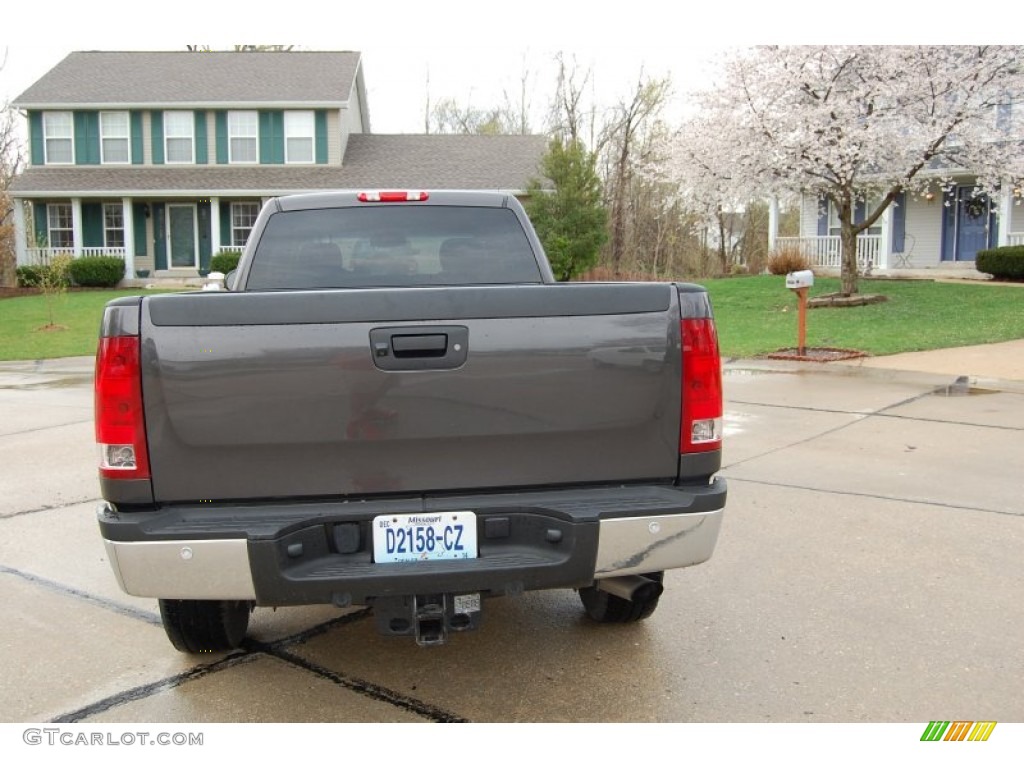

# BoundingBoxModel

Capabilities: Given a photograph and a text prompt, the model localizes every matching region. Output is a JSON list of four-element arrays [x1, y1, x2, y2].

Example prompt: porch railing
[[1008, 233, 1024, 247], [23, 247, 127, 267], [775, 235, 881, 270]]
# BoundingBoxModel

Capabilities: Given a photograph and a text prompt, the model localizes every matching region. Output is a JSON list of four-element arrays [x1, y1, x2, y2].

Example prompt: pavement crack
[[0, 564, 161, 625], [260, 646, 469, 723], [0, 418, 93, 438], [1, 498, 103, 519], [722, 414, 870, 471], [52, 653, 258, 723], [722, 477, 1024, 519], [242, 609, 469, 722]]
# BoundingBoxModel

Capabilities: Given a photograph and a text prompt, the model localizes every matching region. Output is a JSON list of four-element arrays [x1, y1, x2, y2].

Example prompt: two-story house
[[10, 51, 547, 279]]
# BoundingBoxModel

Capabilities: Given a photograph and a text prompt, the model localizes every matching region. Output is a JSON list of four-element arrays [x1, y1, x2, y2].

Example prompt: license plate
[[372, 512, 477, 563]]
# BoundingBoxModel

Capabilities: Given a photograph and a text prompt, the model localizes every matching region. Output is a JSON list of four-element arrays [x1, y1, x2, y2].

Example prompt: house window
[[284, 111, 314, 164], [996, 100, 1015, 133], [829, 198, 882, 237], [164, 111, 194, 163], [43, 112, 74, 164], [228, 111, 258, 163], [100, 112, 130, 164], [231, 202, 260, 246], [104, 204, 125, 249], [47, 203, 74, 248]]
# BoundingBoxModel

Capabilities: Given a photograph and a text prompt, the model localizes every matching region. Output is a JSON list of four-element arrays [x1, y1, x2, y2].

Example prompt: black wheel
[[158, 599, 252, 653], [579, 572, 664, 623]]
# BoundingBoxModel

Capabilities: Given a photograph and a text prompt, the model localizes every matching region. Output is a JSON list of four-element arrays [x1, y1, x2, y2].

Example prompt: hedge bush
[[976, 246, 1024, 280], [210, 250, 242, 274], [68, 256, 125, 287], [16, 265, 46, 287], [16, 263, 74, 288]]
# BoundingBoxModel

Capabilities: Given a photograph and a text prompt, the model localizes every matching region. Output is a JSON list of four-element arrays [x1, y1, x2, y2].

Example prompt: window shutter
[[940, 189, 955, 261], [33, 202, 48, 245], [220, 202, 231, 246], [132, 204, 147, 256], [153, 204, 167, 269], [215, 111, 228, 164], [151, 112, 165, 165], [892, 192, 906, 253], [75, 111, 101, 165], [259, 112, 273, 164], [315, 110, 328, 164], [260, 111, 284, 164], [29, 112, 45, 166], [82, 203, 104, 248], [198, 202, 211, 270], [130, 111, 144, 164], [194, 111, 208, 164]]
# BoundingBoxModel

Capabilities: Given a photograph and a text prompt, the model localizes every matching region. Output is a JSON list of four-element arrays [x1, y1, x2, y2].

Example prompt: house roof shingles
[[10, 135, 549, 196], [13, 51, 362, 107]]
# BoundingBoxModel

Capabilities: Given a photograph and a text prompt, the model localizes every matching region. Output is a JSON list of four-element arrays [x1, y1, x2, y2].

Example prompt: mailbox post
[[785, 270, 814, 356]]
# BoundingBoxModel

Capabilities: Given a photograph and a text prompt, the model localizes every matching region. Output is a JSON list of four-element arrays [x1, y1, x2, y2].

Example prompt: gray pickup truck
[[94, 190, 726, 652]]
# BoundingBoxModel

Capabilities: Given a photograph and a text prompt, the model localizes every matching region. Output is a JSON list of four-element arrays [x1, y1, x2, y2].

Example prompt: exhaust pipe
[[596, 575, 664, 603]]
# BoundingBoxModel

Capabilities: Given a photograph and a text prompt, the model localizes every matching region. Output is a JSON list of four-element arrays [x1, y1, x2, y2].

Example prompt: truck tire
[[578, 572, 664, 623], [158, 599, 252, 653]]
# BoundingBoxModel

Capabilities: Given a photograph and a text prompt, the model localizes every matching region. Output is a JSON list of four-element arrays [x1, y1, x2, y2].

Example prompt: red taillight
[[95, 336, 150, 480], [357, 191, 429, 202], [680, 318, 723, 453]]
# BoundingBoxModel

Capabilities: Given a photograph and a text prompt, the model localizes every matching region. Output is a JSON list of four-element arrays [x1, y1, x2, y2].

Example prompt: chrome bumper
[[593, 508, 723, 578], [102, 535, 257, 600], [99, 504, 722, 600]]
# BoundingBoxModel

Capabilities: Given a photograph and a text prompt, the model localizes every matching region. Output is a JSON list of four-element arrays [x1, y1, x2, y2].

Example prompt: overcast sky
[[1, 2, 1011, 135]]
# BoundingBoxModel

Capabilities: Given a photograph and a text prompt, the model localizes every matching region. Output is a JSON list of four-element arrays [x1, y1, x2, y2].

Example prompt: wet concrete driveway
[[2, 357, 1022, 723]]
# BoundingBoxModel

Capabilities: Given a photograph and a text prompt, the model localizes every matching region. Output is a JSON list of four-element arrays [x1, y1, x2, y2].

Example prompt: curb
[[724, 357, 1024, 395]]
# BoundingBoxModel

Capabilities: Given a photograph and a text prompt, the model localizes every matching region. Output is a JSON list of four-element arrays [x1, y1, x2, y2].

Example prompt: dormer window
[[164, 111, 194, 164], [228, 111, 258, 163], [100, 111, 130, 164], [285, 111, 314, 164], [43, 112, 74, 164]]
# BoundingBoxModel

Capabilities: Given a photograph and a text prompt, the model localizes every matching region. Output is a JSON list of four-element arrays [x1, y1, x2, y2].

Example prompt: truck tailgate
[[140, 283, 682, 502]]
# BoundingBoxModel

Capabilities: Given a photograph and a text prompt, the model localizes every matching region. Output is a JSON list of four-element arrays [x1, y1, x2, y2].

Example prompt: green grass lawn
[[0, 289, 180, 361], [1, 279, 1023, 361], [704, 276, 1024, 358]]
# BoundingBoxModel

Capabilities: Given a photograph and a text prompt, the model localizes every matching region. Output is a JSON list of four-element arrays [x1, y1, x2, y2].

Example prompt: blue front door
[[943, 186, 997, 262]]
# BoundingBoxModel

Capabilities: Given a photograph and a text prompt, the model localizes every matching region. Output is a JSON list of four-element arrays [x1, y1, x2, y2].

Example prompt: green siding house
[[11, 51, 546, 279]]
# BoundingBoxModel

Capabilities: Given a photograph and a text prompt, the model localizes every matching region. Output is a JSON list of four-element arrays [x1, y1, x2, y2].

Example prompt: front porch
[[771, 180, 1024, 272], [14, 196, 258, 281]]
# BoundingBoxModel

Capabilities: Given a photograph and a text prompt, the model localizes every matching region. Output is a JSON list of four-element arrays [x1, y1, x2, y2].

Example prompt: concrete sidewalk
[[833, 339, 1024, 383], [726, 338, 1024, 394]]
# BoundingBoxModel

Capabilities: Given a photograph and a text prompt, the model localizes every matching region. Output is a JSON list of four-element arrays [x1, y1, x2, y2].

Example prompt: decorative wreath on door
[[965, 198, 987, 219]]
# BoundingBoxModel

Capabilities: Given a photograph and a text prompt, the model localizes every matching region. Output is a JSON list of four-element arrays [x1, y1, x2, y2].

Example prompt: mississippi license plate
[[372, 512, 477, 563]]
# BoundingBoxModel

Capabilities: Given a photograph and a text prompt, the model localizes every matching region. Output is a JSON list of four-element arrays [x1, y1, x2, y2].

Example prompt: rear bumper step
[[98, 480, 725, 604]]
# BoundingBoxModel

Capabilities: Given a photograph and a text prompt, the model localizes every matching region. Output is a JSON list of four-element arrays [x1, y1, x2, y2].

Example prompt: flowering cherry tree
[[661, 46, 1024, 294]]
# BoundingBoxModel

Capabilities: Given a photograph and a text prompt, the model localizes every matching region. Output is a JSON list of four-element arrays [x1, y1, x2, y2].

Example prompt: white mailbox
[[785, 270, 815, 290]]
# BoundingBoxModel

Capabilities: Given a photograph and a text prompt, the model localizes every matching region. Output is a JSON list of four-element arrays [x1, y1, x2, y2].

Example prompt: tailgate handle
[[391, 333, 448, 358], [369, 326, 469, 371]]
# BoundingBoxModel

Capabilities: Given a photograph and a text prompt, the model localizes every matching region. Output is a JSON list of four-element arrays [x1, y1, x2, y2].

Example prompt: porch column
[[121, 197, 135, 279], [997, 185, 1012, 247], [767, 196, 779, 253], [878, 205, 892, 270], [210, 197, 221, 255], [71, 198, 83, 257], [13, 198, 27, 266]]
